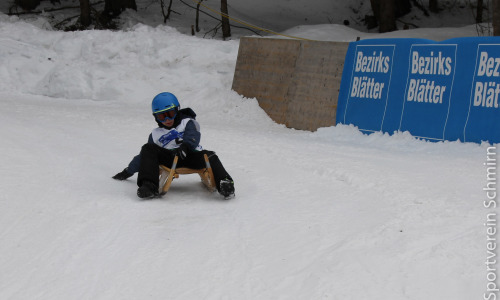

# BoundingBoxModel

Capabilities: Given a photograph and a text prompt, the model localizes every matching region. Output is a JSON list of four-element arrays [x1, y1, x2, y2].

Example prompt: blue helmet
[[151, 92, 180, 115], [151, 92, 180, 122]]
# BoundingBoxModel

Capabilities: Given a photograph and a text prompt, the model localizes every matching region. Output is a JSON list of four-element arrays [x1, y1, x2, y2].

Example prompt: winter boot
[[137, 181, 158, 199], [112, 168, 133, 180], [219, 177, 235, 199]]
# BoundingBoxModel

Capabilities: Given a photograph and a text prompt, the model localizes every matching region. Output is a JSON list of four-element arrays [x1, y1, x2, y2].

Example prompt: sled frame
[[158, 154, 216, 195]]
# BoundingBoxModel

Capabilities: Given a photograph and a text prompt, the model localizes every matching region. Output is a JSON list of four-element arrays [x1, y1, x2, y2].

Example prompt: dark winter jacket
[[126, 108, 201, 174]]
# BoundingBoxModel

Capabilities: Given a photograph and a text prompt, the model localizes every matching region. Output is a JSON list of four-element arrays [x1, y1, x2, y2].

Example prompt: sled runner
[[158, 154, 216, 195]]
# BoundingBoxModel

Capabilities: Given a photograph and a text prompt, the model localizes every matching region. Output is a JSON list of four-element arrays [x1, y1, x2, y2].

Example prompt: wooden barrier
[[232, 37, 349, 131]]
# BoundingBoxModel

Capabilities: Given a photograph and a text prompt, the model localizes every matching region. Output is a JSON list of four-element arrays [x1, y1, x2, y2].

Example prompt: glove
[[112, 168, 133, 180], [175, 143, 189, 160]]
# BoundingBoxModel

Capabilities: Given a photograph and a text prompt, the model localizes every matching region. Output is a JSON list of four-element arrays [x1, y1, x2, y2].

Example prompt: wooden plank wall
[[232, 37, 349, 131]]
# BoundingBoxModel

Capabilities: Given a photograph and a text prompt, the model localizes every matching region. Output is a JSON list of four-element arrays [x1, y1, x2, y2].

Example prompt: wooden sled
[[158, 154, 216, 195]]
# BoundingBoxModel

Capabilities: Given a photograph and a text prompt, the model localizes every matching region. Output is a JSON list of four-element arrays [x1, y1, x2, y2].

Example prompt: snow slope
[[0, 7, 493, 300]]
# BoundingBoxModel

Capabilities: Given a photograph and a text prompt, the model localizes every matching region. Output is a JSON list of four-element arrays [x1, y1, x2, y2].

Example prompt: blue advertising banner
[[337, 37, 500, 143], [400, 44, 456, 141], [343, 44, 395, 132], [465, 44, 500, 142]]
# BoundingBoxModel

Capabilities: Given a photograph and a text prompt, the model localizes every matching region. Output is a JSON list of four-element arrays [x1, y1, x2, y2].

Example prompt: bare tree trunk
[[80, 0, 91, 27], [370, 0, 381, 21], [370, 0, 398, 32], [160, 0, 173, 23], [104, 0, 120, 17], [221, 0, 231, 39], [477, 0, 484, 23], [494, 0, 500, 36], [196, 0, 203, 32], [16, 0, 40, 11], [429, 0, 439, 13], [379, 0, 397, 33], [104, 0, 136, 18], [123, 0, 137, 11]]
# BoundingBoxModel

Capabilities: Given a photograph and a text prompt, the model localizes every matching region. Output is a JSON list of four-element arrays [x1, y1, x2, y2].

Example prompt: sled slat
[[158, 154, 216, 195]]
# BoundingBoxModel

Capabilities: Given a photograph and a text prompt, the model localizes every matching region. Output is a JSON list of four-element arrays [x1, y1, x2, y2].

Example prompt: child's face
[[162, 118, 175, 128]]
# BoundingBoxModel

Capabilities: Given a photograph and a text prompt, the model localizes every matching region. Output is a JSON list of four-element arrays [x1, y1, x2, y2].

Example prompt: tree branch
[[178, 0, 261, 36], [8, 1, 104, 16]]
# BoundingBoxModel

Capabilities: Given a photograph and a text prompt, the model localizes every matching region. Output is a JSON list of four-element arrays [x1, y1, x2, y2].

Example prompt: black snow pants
[[137, 143, 231, 193]]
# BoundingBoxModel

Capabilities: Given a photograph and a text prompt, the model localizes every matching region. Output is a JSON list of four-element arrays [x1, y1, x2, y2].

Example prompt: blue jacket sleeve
[[127, 155, 141, 174], [127, 134, 154, 174], [183, 120, 201, 151]]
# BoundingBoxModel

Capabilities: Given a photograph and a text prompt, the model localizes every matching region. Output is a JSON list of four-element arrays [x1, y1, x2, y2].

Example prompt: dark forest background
[[5, 0, 500, 37]]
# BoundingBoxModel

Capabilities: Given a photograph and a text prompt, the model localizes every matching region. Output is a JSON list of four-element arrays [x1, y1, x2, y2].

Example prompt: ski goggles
[[154, 108, 178, 122]]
